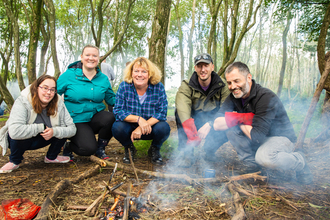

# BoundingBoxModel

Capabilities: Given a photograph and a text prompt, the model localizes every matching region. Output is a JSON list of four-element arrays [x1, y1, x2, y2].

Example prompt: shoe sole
[[44, 160, 70, 164], [0, 166, 19, 173]]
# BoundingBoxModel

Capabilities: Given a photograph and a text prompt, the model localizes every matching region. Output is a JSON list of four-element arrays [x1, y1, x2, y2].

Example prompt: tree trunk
[[173, 0, 185, 81], [256, 8, 263, 83], [276, 5, 293, 98], [207, 0, 222, 58], [3, 0, 25, 91], [148, 0, 172, 85], [26, 0, 43, 84], [90, 0, 105, 47], [45, 0, 61, 79], [318, 3, 330, 129], [38, 17, 50, 77], [187, 0, 196, 76], [218, 0, 262, 76]]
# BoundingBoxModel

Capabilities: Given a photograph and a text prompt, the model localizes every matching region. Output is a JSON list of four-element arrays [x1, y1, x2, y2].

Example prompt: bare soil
[[0, 118, 330, 219]]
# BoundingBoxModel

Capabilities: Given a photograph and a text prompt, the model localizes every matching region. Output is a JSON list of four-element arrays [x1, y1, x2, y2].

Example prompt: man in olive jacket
[[175, 53, 230, 167]]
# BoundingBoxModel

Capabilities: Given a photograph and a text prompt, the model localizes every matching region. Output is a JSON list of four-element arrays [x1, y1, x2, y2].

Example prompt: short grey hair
[[225, 61, 250, 77]]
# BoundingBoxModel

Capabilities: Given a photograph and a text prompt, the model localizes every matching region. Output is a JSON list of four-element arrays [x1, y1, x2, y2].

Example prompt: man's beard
[[231, 81, 249, 99]]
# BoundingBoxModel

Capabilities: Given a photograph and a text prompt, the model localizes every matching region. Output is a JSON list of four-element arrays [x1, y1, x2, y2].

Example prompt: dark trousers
[[226, 126, 259, 166], [69, 111, 115, 156], [9, 134, 67, 165], [112, 121, 170, 149], [175, 110, 228, 153]]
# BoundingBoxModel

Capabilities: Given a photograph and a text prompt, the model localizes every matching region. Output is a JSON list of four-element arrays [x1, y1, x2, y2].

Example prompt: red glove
[[225, 112, 255, 128], [182, 118, 201, 146], [0, 198, 41, 220]]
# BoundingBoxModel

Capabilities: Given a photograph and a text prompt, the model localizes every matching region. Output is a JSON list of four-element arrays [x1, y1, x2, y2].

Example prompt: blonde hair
[[123, 57, 162, 85]]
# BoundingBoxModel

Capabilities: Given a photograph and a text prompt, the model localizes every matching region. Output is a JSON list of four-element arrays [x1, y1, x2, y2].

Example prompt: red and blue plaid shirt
[[113, 81, 168, 121]]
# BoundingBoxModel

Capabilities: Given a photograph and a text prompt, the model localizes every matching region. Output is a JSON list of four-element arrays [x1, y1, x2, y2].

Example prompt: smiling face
[[225, 67, 252, 99], [38, 79, 56, 108], [194, 62, 214, 86], [132, 64, 149, 89], [80, 47, 99, 70]]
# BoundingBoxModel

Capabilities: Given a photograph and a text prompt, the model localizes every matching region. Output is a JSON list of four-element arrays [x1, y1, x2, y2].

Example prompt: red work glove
[[0, 198, 41, 220], [225, 112, 255, 128], [182, 118, 201, 146]]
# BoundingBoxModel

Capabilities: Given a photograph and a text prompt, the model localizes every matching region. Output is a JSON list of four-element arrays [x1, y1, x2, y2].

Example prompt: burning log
[[85, 182, 125, 217]]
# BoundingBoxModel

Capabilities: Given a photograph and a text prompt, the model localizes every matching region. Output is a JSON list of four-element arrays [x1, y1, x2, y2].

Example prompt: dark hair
[[30, 75, 58, 116], [225, 61, 250, 77]]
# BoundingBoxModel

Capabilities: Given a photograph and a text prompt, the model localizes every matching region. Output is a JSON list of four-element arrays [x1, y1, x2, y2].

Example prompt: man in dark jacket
[[213, 61, 313, 184], [175, 53, 230, 167]]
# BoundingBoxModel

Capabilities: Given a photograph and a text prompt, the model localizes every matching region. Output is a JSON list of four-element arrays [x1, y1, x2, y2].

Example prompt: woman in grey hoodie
[[0, 75, 76, 173]]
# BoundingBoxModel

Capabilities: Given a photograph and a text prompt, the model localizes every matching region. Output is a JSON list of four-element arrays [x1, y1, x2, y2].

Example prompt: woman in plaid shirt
[[112, 57, 170, 165]]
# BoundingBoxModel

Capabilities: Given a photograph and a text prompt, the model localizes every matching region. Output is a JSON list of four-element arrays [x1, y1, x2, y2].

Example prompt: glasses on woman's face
[[39, 86, 56, 94]]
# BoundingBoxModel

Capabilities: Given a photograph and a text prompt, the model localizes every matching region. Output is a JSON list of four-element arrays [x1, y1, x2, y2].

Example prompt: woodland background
[[0, 0, 329, 135]]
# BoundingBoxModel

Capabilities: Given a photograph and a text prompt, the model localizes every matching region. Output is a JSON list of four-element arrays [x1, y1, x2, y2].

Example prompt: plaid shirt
[[113, 81, 168, 121]]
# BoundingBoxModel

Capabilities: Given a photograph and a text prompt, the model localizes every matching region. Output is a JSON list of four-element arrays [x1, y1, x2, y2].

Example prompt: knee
[[255, 147, 277, 168], [112, 122, 130, 138], [75, 142, 98, 156], [153, 122, 170, 138]]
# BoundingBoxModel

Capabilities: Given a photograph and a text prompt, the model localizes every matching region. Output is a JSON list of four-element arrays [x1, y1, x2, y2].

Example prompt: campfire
[[101, 195, 150, 220]]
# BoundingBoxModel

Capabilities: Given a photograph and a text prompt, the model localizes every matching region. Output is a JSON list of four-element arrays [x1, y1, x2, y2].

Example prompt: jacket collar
[[188, 71, 225, 91]]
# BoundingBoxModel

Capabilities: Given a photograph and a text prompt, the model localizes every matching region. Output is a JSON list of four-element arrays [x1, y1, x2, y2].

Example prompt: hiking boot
[[0, 162, 19, 173], [123, 143, 137, 164], [148, 145, 164, 165], [95, 138, 110, 160], [296, 151, 313, 185], [44, 156, 70, 163], [236, 162, 261, 175], [63, 142, 74, 162], [177, 148, 194, 168]]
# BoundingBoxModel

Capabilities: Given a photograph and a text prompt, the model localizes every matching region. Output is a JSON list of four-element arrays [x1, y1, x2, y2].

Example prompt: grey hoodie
[[0, 85, 76, 156]]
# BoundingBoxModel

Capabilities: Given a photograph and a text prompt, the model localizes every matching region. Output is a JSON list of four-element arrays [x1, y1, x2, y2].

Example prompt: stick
[[227, 183, 246, 220], [128, 148, 140, 184], [90, 156, 266, 185], [123, 180, 132, 220], [295, 51, 330, 150], [35, 165, 101, 220]]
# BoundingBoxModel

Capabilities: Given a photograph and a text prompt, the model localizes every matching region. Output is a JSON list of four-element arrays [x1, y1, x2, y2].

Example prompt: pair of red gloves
[[182, 112, 254, 146]]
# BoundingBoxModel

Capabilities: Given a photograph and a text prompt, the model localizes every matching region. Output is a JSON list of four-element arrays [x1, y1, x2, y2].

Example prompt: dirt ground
[[0, 118, 330, 219]]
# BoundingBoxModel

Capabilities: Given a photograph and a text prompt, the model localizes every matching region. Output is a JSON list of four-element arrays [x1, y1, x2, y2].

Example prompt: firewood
[[227, 183, 246, 220], [123, 180, 132, 220], [90, 155, 267, 185], [35, 165, 101, 220]]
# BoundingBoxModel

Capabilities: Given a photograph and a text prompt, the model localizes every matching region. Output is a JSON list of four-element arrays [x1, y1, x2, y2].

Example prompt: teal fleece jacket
[[57, 61, 116, 123]]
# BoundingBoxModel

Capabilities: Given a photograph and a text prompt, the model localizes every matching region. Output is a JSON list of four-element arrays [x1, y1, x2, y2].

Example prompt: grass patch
[[133, 137, 177, 159]]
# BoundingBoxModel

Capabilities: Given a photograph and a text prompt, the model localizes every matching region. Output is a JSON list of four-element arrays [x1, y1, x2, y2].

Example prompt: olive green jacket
[[175, 71, 230, 124]]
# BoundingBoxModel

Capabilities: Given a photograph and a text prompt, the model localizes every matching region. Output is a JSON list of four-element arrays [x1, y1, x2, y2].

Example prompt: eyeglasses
[[39, 86, 56, 94], [194, 54, 213, 63]]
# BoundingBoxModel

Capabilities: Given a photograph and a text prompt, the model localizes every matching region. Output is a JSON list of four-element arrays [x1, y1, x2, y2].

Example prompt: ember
[[100, 196, 150, 220]]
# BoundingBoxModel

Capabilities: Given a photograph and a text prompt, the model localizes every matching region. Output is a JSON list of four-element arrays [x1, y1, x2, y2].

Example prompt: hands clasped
[[130, 117, 152, 142], [41, 127, 54, 141]]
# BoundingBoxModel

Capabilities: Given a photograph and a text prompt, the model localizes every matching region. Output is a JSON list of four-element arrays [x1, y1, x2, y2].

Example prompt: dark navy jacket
[[217, 80, 297, 146]]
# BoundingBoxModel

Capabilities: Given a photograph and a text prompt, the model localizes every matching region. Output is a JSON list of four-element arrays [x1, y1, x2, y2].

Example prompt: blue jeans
[[8, 134, 67, 165], [112, 121, 170, 149], [227, 126, 305, 171]]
